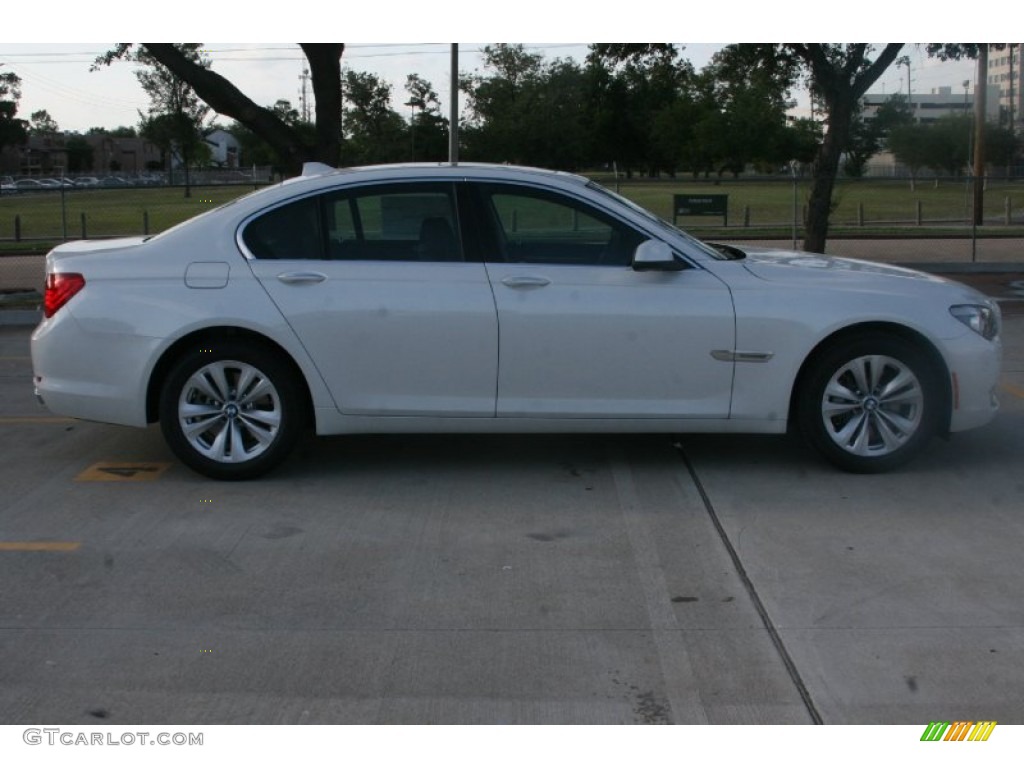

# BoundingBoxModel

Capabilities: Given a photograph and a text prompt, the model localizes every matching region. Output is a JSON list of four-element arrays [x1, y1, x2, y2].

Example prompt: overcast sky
[[0, 2, 992, 135], [0, 42, 979, 135]]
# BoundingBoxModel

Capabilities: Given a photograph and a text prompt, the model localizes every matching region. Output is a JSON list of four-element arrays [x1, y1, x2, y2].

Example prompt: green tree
[[0, 72, 29, 169], [586, 44, 693, 176], [782, 44, 904, 251], [341, 70, 406, 165], [29, 109, 60, 135], [404, 74, 448, 162], [461, 44, 545, 164], [842, 112, 879, 177], [95, 44, 345, 174], [921, 114, 972, 176], [887, 122, 931, 184], [65, 135, 94, 172], [229, 100, 315, 176], [86, 125, 138, 137], [133, 44, 211, 195], [701, 44, 799, 175], [870, 93, 914, 145]]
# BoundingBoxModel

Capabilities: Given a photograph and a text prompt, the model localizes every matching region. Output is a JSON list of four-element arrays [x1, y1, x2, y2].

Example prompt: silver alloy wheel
[[821, 354, 924, 457], [177, 359, 282, 464]]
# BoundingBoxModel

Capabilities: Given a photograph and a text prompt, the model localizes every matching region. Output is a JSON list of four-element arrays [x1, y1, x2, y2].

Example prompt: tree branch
[[140, 43, 311, 168]]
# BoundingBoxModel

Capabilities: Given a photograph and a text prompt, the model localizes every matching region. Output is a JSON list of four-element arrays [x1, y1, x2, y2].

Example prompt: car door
[[244, 182, 499, 417], [476, 182, 736, 419]]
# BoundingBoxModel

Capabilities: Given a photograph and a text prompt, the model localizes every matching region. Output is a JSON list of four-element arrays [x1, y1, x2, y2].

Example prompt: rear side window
[[323, 184, 463, 262], [242, 183, 463, 262], [242, 197, 323, 260]]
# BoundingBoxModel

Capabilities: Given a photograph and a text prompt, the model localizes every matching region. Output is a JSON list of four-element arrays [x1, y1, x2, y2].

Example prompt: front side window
[[480, 185, 644, 266]]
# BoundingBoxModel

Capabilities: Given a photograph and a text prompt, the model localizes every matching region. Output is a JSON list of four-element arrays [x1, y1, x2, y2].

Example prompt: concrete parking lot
[[0, 283, 1021, 725]]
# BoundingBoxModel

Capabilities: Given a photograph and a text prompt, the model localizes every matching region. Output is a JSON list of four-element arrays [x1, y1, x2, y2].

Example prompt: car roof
[[295, 161, 591, 188]]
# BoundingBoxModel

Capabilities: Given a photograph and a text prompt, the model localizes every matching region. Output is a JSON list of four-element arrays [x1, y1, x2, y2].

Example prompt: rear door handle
[[501, 275, 551, 289], [277, 271, 327, 285]]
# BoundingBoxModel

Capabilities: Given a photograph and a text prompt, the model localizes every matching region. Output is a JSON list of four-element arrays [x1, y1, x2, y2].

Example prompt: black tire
[[797, 334, 944, 473], [159, 341, 303, 480]]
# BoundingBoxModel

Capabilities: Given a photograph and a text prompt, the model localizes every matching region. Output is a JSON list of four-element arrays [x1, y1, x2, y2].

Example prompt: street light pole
[[972, 45, 988, 228], [449, 44, 459, 165]]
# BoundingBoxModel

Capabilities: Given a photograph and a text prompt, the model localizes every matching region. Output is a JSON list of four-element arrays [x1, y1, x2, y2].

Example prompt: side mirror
[[631, 240, 686, 272]]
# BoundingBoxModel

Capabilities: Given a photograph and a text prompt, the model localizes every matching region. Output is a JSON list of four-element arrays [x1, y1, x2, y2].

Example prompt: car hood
[[734, 246, 942, 284]]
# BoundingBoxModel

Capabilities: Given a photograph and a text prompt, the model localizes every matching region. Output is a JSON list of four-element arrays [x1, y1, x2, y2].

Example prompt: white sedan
[[31, 163, 1002, 479]]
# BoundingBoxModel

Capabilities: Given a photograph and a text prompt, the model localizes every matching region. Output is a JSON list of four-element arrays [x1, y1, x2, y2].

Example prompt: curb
[[0, 309, 41, 326]]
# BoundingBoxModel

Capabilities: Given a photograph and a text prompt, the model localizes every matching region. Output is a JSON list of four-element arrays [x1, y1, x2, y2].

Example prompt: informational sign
[[673, 194, 728, 225]]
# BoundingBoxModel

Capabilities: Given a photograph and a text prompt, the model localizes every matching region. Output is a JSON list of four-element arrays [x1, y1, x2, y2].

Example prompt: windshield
[[586, 181, 731, 260]]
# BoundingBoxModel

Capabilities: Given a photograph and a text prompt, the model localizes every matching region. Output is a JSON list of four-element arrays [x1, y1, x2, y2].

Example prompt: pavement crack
[[674, 441, 824, 725]]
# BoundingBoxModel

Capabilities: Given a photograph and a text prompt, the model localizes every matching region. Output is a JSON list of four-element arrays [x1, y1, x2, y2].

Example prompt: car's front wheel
[[159, 343, 303, 480], [798, 334, 944, 473]]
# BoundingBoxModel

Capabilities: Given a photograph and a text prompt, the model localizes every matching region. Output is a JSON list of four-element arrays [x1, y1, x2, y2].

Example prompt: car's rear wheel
[[159, 343, 302, 480], [798, 334, 944, 473]]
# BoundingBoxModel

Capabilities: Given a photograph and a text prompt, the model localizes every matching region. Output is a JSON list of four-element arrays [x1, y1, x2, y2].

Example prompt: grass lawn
[[606, 177, 1024, 229], [1, 178, 1023, 249], [0, 185, 256, 242]]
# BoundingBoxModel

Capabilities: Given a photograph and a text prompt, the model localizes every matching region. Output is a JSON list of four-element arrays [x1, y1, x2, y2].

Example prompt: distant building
[[85, 134, 162, 174], [0, 134, 67, 176], [862, 84, 1001, 125], [986, 44, 1023, 130]]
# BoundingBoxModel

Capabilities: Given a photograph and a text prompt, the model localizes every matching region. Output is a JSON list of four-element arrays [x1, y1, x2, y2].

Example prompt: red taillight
[[44, 272, 85, 318]]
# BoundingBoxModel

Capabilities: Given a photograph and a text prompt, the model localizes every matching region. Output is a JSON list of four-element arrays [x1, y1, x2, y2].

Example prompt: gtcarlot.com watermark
[[23, 728, 203, 747]]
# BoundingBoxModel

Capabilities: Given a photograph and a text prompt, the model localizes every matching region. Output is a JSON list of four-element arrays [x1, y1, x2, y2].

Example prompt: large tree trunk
[[300, 44, 344, 167], [803, 97, 855, 253], [793, 44, 904, 254], [141, 43, 345, 175]]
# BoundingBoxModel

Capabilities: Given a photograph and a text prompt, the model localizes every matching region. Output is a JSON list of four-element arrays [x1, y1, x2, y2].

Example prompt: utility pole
[[449, 44, 459, 165], [298, 67, 311, 123], [1010, 45, 1016, 133], [897, 55, 913, 120], [973, 45, 988, 226]]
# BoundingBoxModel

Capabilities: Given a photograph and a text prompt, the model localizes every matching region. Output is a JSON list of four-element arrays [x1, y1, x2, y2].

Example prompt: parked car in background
[[74, 177, 100, 188], [31, 163, 1003, 480], [11, 178, 47, 192]]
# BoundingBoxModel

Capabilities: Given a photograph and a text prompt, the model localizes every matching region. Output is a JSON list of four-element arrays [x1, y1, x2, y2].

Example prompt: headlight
[[950, 303, 1000, 340]]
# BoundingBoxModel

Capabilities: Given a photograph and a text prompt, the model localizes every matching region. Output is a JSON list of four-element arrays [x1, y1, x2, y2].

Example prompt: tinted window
[[242, 183, 463, 263], [242, 196, 323, 260], [323, 184, 462, 262], [481, 185, 644, 266]]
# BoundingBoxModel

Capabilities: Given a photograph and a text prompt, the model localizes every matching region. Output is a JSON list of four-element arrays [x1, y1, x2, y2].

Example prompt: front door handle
[[277, 271, 327, 285], [501, 275, 551, 289]]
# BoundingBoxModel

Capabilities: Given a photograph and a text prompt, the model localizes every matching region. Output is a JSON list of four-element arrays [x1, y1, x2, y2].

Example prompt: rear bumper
[[31, 310, 157, 428]]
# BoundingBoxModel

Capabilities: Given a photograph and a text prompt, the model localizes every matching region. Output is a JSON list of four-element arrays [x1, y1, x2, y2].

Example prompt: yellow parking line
[[75, 462, 171, 481], [1001, 382, 1024, 400], [0, 542, 81, 552]]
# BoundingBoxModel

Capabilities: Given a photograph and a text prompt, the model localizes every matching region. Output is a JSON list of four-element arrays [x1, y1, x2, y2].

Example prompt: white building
[[203, 129, 241, 168], [862, 84, 1000, 125], [986, 44, 1023, 129]]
